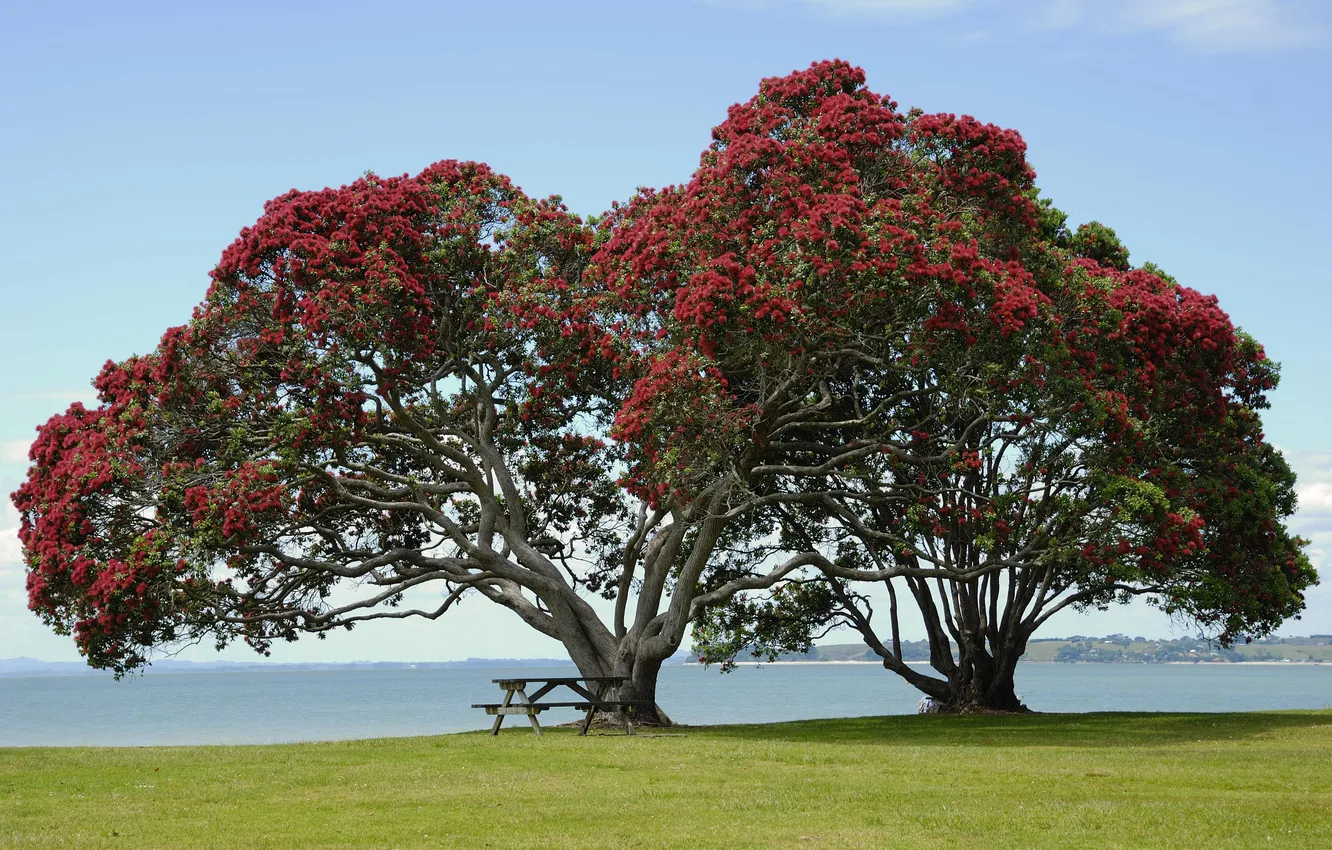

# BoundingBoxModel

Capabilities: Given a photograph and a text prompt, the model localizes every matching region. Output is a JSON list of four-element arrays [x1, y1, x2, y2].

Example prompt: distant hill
[[0, 657, 574, 676], [686, 635, 1332, 665], [0, 651, 693, 677], [9, 638, 1327, 676]]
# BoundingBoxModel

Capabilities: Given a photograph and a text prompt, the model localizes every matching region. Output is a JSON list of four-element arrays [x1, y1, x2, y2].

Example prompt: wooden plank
[[476, 700, 631, 711], [476, 699, 649, 711], [490, 687, 514, 735], [563, 681, 597, 703], [580, 704, 596, 736], [490, 676, 628, 686], [515, 687, 542, 736], [622, 705, 635, 736], [526, 682, 559, 702]]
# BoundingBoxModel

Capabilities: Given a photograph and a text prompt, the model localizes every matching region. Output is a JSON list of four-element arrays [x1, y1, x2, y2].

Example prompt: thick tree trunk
[[558, 628, 674, 726], [560, 649, 672, 728], [845, 576, 1034, 713], [616, 653, 672, 726], [934, 633, 1030, 713], [517, 510, 715, 729], [940, 656, 1027, 713]]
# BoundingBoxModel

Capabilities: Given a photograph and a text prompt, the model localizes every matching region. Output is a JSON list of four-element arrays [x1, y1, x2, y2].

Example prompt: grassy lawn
[[2, 712, 1330, 849]]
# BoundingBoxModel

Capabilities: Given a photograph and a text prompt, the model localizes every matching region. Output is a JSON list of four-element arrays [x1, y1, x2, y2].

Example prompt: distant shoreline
[[684, 659, 1328, 667], [684, 660, 919, 666], [1163, 660, 1328, 666], [5, 653, 1326, 677]]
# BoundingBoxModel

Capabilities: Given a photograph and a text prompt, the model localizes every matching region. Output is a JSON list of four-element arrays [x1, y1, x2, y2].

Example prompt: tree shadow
[[695, 710, 1332, 748]]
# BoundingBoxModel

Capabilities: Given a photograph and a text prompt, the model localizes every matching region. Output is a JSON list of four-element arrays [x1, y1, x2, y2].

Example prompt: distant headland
[[688, 635, 1332, 665], [5, 636, 1328, 676]]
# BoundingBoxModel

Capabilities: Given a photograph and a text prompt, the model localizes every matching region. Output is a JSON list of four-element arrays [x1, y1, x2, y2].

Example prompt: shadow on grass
[[695, 710, 1332, 748]]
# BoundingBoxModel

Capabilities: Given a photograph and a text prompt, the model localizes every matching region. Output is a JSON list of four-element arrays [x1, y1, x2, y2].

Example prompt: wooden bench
[[475, 677, 648, 736], [470, 701, 588, 715]]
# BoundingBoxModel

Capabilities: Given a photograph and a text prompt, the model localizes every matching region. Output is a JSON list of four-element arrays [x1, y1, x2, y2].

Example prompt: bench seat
[[569, 701, 650, 711], [471, 700, 647, 716], [470, 701, 591, 709], [472, 703, 550, 716]]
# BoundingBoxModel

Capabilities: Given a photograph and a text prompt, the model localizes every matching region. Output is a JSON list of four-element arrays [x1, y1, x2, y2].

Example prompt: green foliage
[[1069, 220, 1131, 270], [1138, 261, 1177, 284], [1033, 195, 1071, 247], [692, 580, 841, 670]]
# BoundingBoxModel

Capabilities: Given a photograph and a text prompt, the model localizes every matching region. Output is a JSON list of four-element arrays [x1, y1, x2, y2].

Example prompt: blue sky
[[2, 0, 1329, 663]]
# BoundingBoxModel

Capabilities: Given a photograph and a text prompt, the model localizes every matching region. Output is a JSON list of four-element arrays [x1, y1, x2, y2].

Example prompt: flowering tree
[[614, 61, 1315, 712], [12, 161, 833, 723], [13, 61, 1314, 720]]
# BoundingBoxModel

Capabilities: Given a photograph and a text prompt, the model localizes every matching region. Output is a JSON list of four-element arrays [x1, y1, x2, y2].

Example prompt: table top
[[492, 676, 627, 686]]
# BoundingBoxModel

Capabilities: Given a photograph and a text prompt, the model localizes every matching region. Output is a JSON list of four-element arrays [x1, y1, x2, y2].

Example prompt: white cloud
[[1289, 451, 1332, 518], [720, 0, 1329, 51], [1, 390, 96, 402], [1298, 481, 1332, 514], [804, 0, 973, 14], [0, 497, 22, 570], [1031, 0, 1083, 29], [705, 0, 976, 20], [1287, 450, 1332, 480], [1, 440, 32, 466], [1121, 0, 1328, 51], [1286, 450, 1332, 633], [0, 529, 22, 572]]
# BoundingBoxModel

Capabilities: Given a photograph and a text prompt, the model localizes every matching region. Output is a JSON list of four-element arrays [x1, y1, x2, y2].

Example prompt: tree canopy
[[13, 60, 1315, 715], [674, 64, 1314, 710]]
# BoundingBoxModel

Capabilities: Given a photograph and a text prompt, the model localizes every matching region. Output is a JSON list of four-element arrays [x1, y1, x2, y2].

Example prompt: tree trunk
[[617, 653, 673, 726], [942, 658, 1026, 713], [936, 634, 1030, 713], [558, 630, 674, 727], [850, 580, 1033, 714]]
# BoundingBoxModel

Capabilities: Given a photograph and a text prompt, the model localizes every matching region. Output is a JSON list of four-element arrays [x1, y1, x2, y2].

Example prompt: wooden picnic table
[[472, 676, 646, 736]]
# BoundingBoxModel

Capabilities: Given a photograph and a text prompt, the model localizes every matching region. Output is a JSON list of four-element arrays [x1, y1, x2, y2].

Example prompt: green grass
[[3, 712, 1330, 849]]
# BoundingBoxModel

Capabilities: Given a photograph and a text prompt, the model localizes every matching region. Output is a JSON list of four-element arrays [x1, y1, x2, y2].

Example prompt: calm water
[[1, 663, 1328, 747]]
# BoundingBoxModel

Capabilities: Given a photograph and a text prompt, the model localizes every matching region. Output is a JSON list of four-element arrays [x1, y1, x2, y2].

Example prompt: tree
[[12, 160, 831, 723], [633, 61, 1315, 712], [13, 61, 1315, 720]]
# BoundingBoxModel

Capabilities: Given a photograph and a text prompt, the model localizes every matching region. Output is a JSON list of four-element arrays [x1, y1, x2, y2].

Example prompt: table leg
[[620, 705, 635, 736], [491, 688, 514, 736], [580, 704, 596, 736], [515, 687, 542, 736]]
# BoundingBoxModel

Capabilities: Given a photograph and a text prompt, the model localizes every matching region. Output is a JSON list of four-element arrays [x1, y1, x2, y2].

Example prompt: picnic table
[[472, 676, 646, 736]]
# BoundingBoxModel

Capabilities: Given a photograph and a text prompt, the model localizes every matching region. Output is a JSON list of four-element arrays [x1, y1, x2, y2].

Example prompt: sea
[[1, 662, 1328, 747]]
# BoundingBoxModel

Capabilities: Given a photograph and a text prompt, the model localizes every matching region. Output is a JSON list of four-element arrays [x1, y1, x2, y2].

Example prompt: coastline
[[683, 659, 1328, 667], [1162, 660, 1328, 666]]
